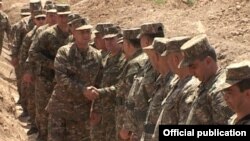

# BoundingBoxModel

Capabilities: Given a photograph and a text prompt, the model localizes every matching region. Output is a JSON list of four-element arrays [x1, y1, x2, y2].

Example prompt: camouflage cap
[[67, 13, 81, 25], [219, 61, 250, 91], [46, 3, 57, 13], [94, 23, 113, 34], [44, 0, 53, 8], [122, 28, 141, 40], [21, 6, 31, 16], [73, 18, 93, 30], [143, 37, 167, 54], [138, 22, 164, 38], [117, 37, 124, 44], [33, 10, 46, 18], [56, 4, 71, 15], [30, 0, 42, 12], [103, 26, 121, 39], [161, 36, 191, 56], [179, 34, 214, 68]]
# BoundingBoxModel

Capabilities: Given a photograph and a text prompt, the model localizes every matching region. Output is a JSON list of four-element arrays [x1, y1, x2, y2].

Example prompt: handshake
[[83, 86, 100, 101]]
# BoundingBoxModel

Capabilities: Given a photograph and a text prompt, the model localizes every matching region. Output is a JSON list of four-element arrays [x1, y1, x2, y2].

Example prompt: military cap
[[103, 26, 121, 39], [122, 28, 141, 40], [161, 36, 191, 56], [44, 0, 53, 8], [220, 61, 250, 91], [33, 10, 46, 18], [179, 34, 214, 68], [67, 13, 81, 25], [94, 23, 113, 34], [21, 6, 31, 16], [30, 0, 42, 12], [143, 37, 168, 54], [72, 18, 92, 30], [56, 4, 71, 15], [138, 22, 164, 38], [45, 3, 57, 13]]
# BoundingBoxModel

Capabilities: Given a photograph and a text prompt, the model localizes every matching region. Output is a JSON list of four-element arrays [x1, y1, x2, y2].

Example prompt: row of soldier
[[1, 0, 250, 141]]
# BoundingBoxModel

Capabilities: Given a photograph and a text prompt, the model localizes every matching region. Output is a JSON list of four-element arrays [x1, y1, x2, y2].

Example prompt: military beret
[[103, 26, 121, 39], [122, 28, 141, 40], [94, 23, 113, 34], [138, 22, 164, 38], [21, 6, 31, 16], [179, 34, 214, 68], [30, 0, 42, 12], [33, 10, 46, 19], [73, 18, 92, 30], [219, 61, 250, 91], [67, 13, 81, 25], [161, 36, 191, 56], [56, 4, 71, 15], [143, 37, 168, 54]]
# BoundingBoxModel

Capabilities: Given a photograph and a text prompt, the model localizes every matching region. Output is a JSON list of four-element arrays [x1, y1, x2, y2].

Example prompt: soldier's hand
[[83, 86, 99, 100], [11, 57, 18, 68], [89, 111, 101, 126], [119, 128, 131, 140], [22, 73, 33, 84]]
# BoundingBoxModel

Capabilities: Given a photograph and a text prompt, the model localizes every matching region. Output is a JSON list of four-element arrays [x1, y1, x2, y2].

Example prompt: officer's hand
[[11, 57, 18, 67], [119, 128, 131, 140], [83, 86, 99, 100], [22, 72, 33, 84]]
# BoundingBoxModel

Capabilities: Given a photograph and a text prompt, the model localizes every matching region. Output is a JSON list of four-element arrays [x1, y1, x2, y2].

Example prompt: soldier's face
[[35, 17, 46, 27], [223, 85, 246, 113], [46, 13, 57, 25], [188, 59, 208, 82], [140, 35, 153, 48], [144, 50, 159, 71], [74, 29, 91, 44], [94, 33, 106, 50], [57, 14, 68, 26], [104, 37, 118, 53]]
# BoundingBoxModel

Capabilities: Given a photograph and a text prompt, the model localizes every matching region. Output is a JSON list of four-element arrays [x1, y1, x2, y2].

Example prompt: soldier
[[151, 36, 199, 141], [11, 0, 41, 118], [120, 23, 165, 140], [0, 0, 11, 55], [66, 13, 82, 43], [28, 4, 71, 141], [46, 18, 102, 141], [84, 25, 126, 141], [219, 61, 250, 125], [179, 34, 233, 124], [19, 10, 46, 135]]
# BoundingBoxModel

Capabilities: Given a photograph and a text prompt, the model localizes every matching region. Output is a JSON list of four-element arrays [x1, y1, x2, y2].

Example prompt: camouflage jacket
[[0, 10, 11, 48], [11, 16, 34, 57], [186, 69, 233, 124], [46, 43, 102, 120], [29, 25, 69, 80]]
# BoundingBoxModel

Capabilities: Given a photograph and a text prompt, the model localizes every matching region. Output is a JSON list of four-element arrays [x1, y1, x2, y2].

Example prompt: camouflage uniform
[[46, 43, 102, 141], [219, 61, 250, 125], [114, 28, 148, 141], [90, 25, 126, 141], [0, 10, 10, 54], [29, 4, 71, 139], [178, 34, 233, 124]]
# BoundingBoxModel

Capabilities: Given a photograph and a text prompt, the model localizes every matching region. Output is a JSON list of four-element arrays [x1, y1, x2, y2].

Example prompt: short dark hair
[[128, 39, 141, 48], [236, 78, 250, 92], [198, 48, 217, 62]]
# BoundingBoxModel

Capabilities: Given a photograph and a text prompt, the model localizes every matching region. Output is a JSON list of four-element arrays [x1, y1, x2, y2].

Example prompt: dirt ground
[[0, 0, 249, 140]]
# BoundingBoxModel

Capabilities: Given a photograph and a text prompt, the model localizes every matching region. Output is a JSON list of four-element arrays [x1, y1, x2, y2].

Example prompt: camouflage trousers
[[48, 114, 91, 141], [116, 106, 129, 141], [22, 81, 36, 127], [90, 108, 116, 141], [35, 76, 55, 141], [14, 66, 22, 102]]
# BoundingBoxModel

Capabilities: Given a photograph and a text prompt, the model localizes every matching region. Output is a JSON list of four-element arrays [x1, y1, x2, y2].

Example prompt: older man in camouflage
[[219, 61, 250, 125], [28, 4, 71, 141], [85, 26, 127, 141], [179, 34, 233, 124], [0, 0, 11, 55], [46, 18, 102, 141]]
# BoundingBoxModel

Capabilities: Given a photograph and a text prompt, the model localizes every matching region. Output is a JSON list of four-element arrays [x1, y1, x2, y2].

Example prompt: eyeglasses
[[36, 17, 46, 21]]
